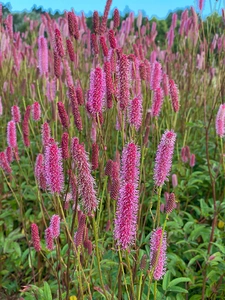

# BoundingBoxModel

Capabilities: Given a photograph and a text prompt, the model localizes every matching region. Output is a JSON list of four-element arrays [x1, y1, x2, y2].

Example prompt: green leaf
[[43, 281, 52, 300], [167, 277, 191, 288], [167, 286, 188, 293], [162, 270, 171, 291]]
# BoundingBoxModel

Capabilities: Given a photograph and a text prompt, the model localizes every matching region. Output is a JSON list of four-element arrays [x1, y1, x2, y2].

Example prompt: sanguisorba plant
[[0, 0, 225, 299]]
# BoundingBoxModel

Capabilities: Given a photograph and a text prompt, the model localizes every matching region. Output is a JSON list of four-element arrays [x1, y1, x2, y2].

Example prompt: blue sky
[[1, 0, 224, 19]]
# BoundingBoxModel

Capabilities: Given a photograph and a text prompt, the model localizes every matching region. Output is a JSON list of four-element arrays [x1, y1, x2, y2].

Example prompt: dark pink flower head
[[11, 105, 21, 123], [32, 102, 41, 121], [119, 54, 129, 110], [198, 0, 205, 11], [150, 61, 162, 91], [190, 153, 196, 167], [150, 227, 167, 280], [88, 67, 106, 114], [100, 36, 109, 57], [71, 137, 98, 213], [151, 87, 164, 117], [61, 132, 70, 159], [42, 122, 51, 147], [154, 130, 176, 186], [45, 227, 54, 250], [50, 214, 60, 238], [68, 85, 83, 131], [5, 146, 13, 163], [35, 153, 44, 182], [57, 101, 70, 129], [92, 142, 99, 170], [128, 96, 143, 131], [99, 0, 112, 34], [93, 11, 100, 34], [74, 214, 86, 247], [91, 33, 99, 55], [66, 39, 75, 62], [215, 104, 225, 137], [0, 151, 12, 174], [7, 120, 17, 148], [45, 140, 64, 194], [31, 223, 41, 252], [165, 193, 176, 214], [54, 28, 64, 58], [121, 142, 140, 185], [169, 79, 180, 112], [38, 36, 48, 76], [108, 29, 117, 49], [113, 8, 120, 29], [114, 182, 139, 249], [162, 73, 169, 96]]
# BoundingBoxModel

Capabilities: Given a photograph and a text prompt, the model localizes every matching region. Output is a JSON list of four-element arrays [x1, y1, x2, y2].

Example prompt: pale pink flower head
[[215, 104, 225, 137], [50, 215, 60, 238], [190, 153, 196, 167], [44, 140, 64, 194], [31, 223, 41, 252], [38, 36, 48, 76], [150, 227, 167, 280], [151, 87, 164, 117], [154, 130, 176, 186], [7, 120, 17, 148]]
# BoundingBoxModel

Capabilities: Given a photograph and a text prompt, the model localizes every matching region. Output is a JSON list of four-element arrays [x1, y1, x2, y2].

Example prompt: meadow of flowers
[[0, 0, 225, 299]]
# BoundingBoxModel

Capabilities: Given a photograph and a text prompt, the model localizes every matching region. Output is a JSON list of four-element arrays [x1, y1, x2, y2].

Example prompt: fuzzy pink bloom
[[92, 143, 99, 170], [100, 36, 109, 57], [74, 214, 86, 247], [114, 143, 140, 249], [93, 11, 100, 34], [165, 193, 176, 214], [76, 86, 84, 106], [50, 215, 60, 238], [38, 36, 48, 76], [71, 138, 98, 213], [42, 122, 51, 147], [68, 12, 78, 38], [154, 130, 176, 186], [54, 51, 61, 78], [22, 105, 31, 147], [198, 0, 204, 11], [105, 159, 113, 176], [215, 104, 225, 137], [83, 239, 93, 255], [162, 73, 169, 96], [190, 154, 196, 167], [91, 33, 99, 55], [119, 54, 129, 110], [151, 87, 164, 117], [113, 9, 120, 29], [139, 63, 146, 80], [32, 102, 41, 121], [172, 174, 178, 188], [99, 0, 112, 34], [54, 28, 64, 58], [108, 29, 117, 49], [57, 102, 70, 129], [104, 61, 113, 109], [45, 141, 64, 194], [128, 96, 142, 131], [31, 223, 41, 252], [88, 67, 105, 114], [45, 227, 54, 250], [114, 183, 139, 249], [150, 227, 167, 280], [68, 85, 83, 131], [5, 147, 13, 163], [167, 28, 174, 49], [11, 105, 21, 123], [61, 132, 70, 159], [150, 61, 162, 91], [169, 79, 180, 112], [0, 152, 12, 173], [35, 153, 44, 183], [7, 120, 17, 148], [66, 39, 75, 62]]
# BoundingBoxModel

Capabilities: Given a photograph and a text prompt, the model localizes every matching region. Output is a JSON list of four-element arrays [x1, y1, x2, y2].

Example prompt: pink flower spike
[[50, 215, 60, 238], [11, 105, 21, 123], [128, 96, 142, 131], [32, 102, 41, 121], [150, 227, 167, 280], [169, 79, 180, 112], [0, 151, 12, 173], [45, 227, 54, 250], [154, 130, 176, 186], [215, 104, 225, 137], [7, 120, 17, 148], [150, 61, 162, 91], [44, 141, 64, 194], [151, 87, 164, 117], [38, 36, 48, 76], [42, 122, 51, 147], [31, 223, 41, 252]]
